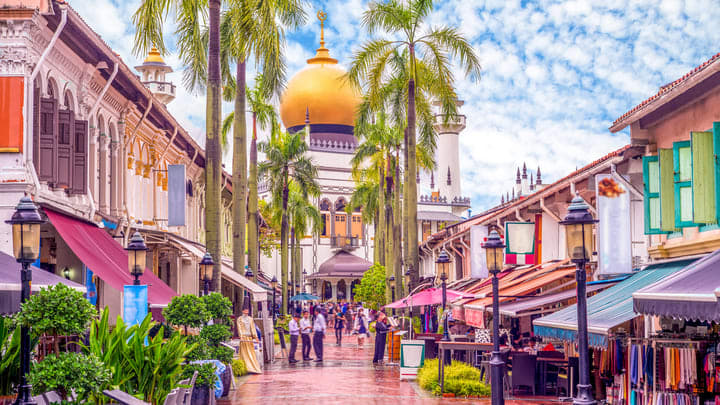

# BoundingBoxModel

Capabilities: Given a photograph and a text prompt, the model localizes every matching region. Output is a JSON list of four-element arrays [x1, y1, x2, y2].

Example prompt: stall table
[[438, 342, 493, 394]]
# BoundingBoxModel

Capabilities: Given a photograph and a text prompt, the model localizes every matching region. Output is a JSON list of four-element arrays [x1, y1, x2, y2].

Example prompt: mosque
[[258, 12, 471, 302]]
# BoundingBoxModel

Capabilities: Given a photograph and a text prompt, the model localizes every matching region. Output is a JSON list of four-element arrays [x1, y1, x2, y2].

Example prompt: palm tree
[[259, 128, 319, 315], [133, 0, 224, 291], [348, 0, 481, 286]]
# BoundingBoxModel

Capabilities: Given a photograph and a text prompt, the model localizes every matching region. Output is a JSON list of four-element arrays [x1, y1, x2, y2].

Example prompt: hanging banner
[[168, 164, 186, 226], [123, 285, 148, 326], [470, 225, 488, 279], [596, 174, 632, 275], [85, 269, 97, 306], [505, 221, 536, 265]]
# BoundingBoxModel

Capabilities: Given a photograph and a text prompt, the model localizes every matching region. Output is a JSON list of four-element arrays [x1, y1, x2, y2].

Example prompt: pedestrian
[[345, 308, 353, 336], [312, 307, 326, 362], [288, 312, 301, 364], [335, 309, 345, 346], [373, 312, 391, 364], [300, 310, 313, 361], [354, 308, 368, 349]]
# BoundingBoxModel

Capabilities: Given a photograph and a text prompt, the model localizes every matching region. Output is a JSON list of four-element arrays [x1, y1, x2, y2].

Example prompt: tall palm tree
[[133, 0, 224, 291], [348, 0, 481, 285], [259, 128, 319, 315]]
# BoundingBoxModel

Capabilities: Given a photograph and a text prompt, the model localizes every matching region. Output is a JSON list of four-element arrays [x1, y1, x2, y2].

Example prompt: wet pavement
[[220, 328, 560, 405]]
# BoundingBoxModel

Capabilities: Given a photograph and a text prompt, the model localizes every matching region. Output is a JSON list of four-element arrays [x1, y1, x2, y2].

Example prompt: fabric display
[[661, 347, 697, 391], [651, 392, 694, 405]]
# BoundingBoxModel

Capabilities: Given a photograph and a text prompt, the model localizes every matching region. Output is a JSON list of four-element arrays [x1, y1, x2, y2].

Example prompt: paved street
[[221, 329, 558, 405]]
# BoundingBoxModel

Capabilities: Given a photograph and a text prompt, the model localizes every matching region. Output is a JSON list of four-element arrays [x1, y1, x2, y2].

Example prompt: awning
[[0, 251, 87, 314], [167, 234, 206, 259], [45, 209, 177, 306], [221, 257, 267, 302], [417, 211, 464, 222], [533, 259, 695, 347], [497, 283, 612, 317], [633, 251, 720, 321], [306, 251, 372, 279]]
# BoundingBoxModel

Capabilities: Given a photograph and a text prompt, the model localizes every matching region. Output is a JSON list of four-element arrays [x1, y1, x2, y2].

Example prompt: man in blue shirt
[[312, 307, 327, 362]]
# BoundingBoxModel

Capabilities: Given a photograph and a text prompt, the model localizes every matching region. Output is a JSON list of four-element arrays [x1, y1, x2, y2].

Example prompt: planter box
[[191, 385, 212, 405]]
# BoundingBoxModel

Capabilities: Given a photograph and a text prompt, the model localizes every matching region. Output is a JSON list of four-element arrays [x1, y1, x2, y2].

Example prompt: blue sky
[[71, 0, 720, 213]]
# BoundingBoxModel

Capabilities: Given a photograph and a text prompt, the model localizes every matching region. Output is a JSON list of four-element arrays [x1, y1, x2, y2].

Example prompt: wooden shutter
[[643, 155, 664, 234], [56, 109, 74, 189], [673, 141, 694, 228], [659, 148, 676, 232], [70, 120, 88, 194], [692, 131, 715, 223], [32, 87, 40, 174], [38, 97, 57, 183]]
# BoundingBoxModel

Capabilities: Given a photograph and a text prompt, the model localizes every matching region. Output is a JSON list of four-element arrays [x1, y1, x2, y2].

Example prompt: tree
[[348, 0, 481, 285], [163, 294, 210, 335], [353, 263, 387, 310], [133, 0, 224, 291], [259, 128, 319, 315]]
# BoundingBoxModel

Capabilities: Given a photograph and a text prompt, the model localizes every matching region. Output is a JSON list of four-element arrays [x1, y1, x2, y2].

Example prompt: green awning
[[533, 259, 695, 347]]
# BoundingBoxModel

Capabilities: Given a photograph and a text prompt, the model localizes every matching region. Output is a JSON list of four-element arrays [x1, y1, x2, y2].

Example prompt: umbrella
[[290, 293, 320, 301], [383, 287, 476, 309]]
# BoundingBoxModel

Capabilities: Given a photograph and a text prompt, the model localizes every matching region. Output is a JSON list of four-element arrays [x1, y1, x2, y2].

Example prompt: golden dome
[[144, 47, 165, 64], [279, 11, 360, 131]]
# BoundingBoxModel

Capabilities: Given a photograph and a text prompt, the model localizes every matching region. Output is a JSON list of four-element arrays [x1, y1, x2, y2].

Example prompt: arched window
[[319, 198, 331, 237]]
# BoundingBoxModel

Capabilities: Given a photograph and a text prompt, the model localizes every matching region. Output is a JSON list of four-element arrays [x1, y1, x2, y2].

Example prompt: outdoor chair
[[102, 390, 150, 405], [31, 391, 64, 405], [510, 353, 537, 396]]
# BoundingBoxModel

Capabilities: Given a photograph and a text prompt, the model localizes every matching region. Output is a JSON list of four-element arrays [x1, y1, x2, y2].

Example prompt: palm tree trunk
[[207, 0, 223, 292], [294, 233, 301, 294], [232, 61, 247, 278], [290, 226, 295, 297], [247, 113, 259, 282], [385, 158, 393, 303], [377, 166, 386, 266], [407, 67, 419, 286], [280, 181, 289, 316], [403, 127, 410, 279], [373, 211, 380, 264], [394, 152, 403, 297]]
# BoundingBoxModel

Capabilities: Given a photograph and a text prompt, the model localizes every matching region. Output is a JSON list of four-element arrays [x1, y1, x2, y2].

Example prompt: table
[[438, 342, 493, 394], [536, 357, 570, 396]]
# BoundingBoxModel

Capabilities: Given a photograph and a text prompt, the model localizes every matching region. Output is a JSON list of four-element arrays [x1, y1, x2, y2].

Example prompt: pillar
[[110, 140, 119, 216], [98, 132, 108, 212], [117, 115, 127, 220], [88, 125, 98, 205], [331, 281, 338, 302]]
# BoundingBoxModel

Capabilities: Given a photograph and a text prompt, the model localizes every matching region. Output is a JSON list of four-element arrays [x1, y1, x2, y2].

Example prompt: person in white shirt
[[300, 310, 313, 361], [288, 312, 301, 363], [312, 307, 327, 362], [354, 309, 369, 350]]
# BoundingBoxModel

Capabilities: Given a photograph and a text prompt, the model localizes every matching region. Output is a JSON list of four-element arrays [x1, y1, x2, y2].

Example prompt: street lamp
[[482, 229, 506, 405], [63, 267, 70, 280], [6, 195, 45, 405], [302, 269, 307, 293], [125, 232, 147, 285], [560, 195, 598, 405], [199, 251, 214, 296], [436, 250, 451, 343], [271, 276, 278, 324], [388, 275, 396, 315]]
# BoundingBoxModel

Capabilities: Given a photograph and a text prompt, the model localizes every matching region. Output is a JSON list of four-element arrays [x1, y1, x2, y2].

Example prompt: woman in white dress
[[353, 309, 369, 349]]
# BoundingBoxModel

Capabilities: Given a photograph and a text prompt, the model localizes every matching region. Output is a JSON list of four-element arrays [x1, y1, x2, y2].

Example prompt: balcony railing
[[143, 81, 176, 97], [434, 114, 466, 128], [331, 235, 360, 249]]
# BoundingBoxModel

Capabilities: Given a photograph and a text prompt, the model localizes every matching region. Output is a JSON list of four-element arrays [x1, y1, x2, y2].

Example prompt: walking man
[[313, 307, 326, 362], [335, 309, 345, 346], [288, 312, 300, 363], [300, 310, 312, 361]]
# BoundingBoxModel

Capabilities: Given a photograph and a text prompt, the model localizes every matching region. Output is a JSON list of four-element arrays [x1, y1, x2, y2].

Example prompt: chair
[[510, 353, 537, 396], [558, 356, 580, 398], [32, 391, 64, 405], [103, 390, 151, 405], [172, 370, 198, 405]]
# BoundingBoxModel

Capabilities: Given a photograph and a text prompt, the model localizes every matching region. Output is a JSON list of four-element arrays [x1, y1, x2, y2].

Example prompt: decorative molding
[[648, 233, 720, 259]]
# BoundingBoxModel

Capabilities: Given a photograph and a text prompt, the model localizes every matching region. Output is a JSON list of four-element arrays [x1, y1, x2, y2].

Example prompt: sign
[[399, 340, 425, 380], [168, 164, 186, 226], [596, 174, 632, 275], [85, 269, 97, 305], [464, 307, 485, 328], [123, 285, 148, 326], [505, 221, 536, 265], [470, 225, 488, 279]]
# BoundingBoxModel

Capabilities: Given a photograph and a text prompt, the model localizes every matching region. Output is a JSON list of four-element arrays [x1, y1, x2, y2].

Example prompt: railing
[[418, 194, 471, 206], [331, 235, 360, 249], [143, 80, 176, 96], [434, 114, 466, 128]]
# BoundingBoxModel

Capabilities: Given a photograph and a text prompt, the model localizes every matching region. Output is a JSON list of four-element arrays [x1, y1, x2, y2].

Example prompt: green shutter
[[643, 156, 664, 234], [659, 148, 676, 231], [673, 141, 695, 228], [692, 131, 715, 223], [714, 122, 720, 224]]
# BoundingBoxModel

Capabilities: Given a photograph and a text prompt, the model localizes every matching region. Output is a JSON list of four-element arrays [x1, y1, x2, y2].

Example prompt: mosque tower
[[135, 48, 176, 104], [432, 100, 466, 214]]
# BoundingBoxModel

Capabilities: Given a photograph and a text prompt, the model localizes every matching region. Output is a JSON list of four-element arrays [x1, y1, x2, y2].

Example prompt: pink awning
[[383, 287, 476, 309], [45, 209, 176, 306]]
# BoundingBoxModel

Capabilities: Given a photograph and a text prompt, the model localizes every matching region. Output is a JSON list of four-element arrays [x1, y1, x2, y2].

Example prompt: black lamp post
[[482, 229, 506, 405], [436, 250, 451, 344], [125, 232, 148, 285], [388, 275, 396, 316], [199, 252, 214, 296], [271, 276, 278, 324], [63, 267, 70, 280], [561, 195, 598, 405], [7, 196, 45, 405], [302, 269, 307, 293]]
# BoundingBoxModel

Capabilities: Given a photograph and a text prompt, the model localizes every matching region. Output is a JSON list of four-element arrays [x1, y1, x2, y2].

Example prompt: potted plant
[[0, 317, 21, 404], [163, 295, 209, 335], [28, 352, 111, 403], [180, 362, 218, 405]]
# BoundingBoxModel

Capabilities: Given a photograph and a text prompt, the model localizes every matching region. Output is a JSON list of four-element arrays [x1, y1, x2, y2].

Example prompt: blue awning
[[533, 259, 695, 347]]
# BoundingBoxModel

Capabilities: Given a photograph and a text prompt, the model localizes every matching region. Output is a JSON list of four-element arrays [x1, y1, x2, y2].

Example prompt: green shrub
[[417, 359, 490, 398], [202, 293, 232, 324], [180, 363, 218, 388], [163, 295, 209, 334], [29, 352, 111, 403], [231, 358, 247, 377], [200, 324, 232, 345], [417, 358, 439, 392], [0, 316, 22, 396], [184, 335, 209, 362], [207, 345, 235, 365], [434, 378, 492, 397]]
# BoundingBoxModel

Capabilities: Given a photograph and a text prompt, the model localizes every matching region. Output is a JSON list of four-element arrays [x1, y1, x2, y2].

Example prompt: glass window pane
[[650, 197, 660, 230], [679, 147, 692, 181], [680, 186, 693, 222], [648, 161, 659, 194]]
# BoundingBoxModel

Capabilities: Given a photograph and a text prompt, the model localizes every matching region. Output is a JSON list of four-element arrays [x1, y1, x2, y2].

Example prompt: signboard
[[123, 285, 148, 326], [85, 269, 97, 305], [399, 340, 425, 380], [596, 174, 632, 275], [168, 164, 186, 226], [464, 307, 485, 328], [505, 221, 536, 265], [470, 225, 488, 279]]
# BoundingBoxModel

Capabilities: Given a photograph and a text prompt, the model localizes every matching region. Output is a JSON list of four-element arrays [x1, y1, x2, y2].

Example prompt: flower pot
[[191, 385, 212, 405], [442, 393, 456, 398], [220, 365, 231, 397]]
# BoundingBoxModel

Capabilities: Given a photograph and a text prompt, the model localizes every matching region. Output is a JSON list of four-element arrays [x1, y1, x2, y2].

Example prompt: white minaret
[[432, 100, 466, 203], [135, 47, 176, 104]]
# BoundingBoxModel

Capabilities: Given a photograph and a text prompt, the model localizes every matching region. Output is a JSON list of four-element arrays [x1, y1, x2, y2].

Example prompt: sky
[[69, 0, 720, 213]]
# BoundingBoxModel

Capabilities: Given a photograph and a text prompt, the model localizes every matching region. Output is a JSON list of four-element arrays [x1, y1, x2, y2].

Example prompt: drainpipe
[[125, 100, 153, 149], [610, 164, 643, 199], [514, 208, 524, 222], [89, 62, 118, 118], [26, 5, 68, 192], [153, 127, 177, 227]]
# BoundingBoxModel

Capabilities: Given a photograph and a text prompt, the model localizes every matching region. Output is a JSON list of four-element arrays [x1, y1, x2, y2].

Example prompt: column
[[98, 133, 108, 212], [117, 115, 127, 219], [109, 140, 119, 216], [88, 125, 98, 204], [331, 281, 338, 301]]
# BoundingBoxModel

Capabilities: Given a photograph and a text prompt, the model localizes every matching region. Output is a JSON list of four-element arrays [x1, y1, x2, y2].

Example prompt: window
[[334, 214, 346, 236], [673, 141, 696, 228], [642, 156, 664, 234], [320, 213, 328, 237], [351, 215, 362, 238], [691, 130, 716, 224], [422, 221, 431, 241]]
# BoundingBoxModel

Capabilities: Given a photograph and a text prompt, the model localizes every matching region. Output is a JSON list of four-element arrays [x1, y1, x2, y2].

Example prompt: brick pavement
[[220, 328, 560, 405]]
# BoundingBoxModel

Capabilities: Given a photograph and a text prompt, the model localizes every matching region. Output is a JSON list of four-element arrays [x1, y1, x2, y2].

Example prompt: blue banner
[[85, 269, 97, 305], [123, 285, 148, 327]]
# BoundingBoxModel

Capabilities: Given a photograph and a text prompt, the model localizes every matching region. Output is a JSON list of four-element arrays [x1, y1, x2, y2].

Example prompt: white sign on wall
[[596, 174, 632, 275], [470, 225, 488, 279]]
